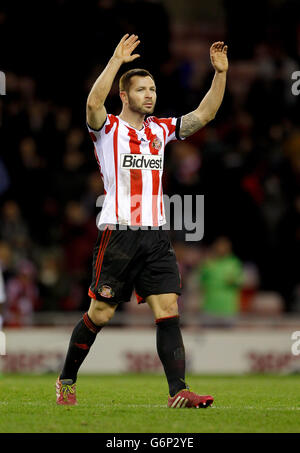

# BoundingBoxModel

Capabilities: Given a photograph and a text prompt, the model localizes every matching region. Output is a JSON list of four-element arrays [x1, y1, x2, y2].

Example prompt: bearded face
[[122, 75, 157, 115]]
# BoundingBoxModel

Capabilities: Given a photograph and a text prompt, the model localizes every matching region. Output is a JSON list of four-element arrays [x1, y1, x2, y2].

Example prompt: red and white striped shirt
[[87, 114, 183, 227]]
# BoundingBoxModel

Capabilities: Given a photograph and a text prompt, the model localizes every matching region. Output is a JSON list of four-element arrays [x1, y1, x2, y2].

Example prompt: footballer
[[56, 34, 228, 408]]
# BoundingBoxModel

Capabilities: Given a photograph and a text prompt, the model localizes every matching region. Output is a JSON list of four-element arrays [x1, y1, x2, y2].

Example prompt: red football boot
[[56, 378, 77, 405], [168, 389, 214, 408]]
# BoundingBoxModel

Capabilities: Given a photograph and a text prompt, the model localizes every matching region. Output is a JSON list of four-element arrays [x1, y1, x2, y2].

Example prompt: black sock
[[60, 312, 102, 383], [156, 316, 187, 397]]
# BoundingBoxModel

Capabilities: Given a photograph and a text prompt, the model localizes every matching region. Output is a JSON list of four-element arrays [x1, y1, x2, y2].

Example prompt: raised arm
[[179, 41, 228, 139], [86, 34, 140, 130]]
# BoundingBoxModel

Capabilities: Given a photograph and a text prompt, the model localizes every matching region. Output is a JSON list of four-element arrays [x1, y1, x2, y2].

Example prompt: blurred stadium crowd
[[0, 0, 300, 325]]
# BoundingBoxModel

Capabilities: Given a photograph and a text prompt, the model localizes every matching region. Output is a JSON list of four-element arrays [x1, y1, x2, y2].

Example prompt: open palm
[[210, 41, 228, 73], [113, 34, 140, 64]]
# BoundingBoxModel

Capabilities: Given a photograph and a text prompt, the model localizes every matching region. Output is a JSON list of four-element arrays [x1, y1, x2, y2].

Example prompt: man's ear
[[120, 90, 128, 104]]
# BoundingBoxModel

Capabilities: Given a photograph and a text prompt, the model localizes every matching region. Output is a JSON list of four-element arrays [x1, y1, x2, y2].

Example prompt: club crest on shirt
[[151, 137, 162, 150], [98, 285, 115, 298]]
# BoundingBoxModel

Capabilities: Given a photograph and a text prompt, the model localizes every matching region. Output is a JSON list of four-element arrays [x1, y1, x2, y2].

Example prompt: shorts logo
[[121, 153, 163, 170], [152, 137, 162, 150], [98, 285, 115, 298]]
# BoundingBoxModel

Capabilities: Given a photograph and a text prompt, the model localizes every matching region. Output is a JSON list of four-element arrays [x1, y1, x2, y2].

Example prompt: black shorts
[[88, 226, 181, 305]]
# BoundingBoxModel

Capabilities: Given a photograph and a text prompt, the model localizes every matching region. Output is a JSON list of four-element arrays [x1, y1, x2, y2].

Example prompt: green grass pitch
[[0, 373, 299, 433]]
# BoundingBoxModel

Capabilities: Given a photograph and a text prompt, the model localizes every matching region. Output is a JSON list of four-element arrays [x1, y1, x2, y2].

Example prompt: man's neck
[[119, 110, 145, 131]]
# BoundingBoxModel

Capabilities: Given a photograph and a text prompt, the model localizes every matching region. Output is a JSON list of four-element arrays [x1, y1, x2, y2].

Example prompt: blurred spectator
[[239, 262, 260, 313], [0, 241, 14, 278], [167, 142, 202, 193], [250, 292, 284, 316], [0, 241, 11, 329], [53, 147, 87, 205], [0, 158, 10, 196], [81, 171, 104, 217], [173, 242, 203, 315], [0, 0, 300, 318], [198, 237, 243, 326], [13, 137, 49, 233], [5, 259, 41, 327], [0, 201, 30, 259], [38, 252, 76, 311]]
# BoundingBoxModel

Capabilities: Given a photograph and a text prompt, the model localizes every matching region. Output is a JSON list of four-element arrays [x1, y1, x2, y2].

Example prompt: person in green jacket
[[198, 237, 243, 325]]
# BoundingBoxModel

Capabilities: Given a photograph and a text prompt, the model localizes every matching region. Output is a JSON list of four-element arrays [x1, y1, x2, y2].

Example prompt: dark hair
[[119, 68, 155, 93]]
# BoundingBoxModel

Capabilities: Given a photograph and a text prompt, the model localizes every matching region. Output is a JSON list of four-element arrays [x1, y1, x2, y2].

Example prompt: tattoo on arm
[[180, 112, 204, 138]]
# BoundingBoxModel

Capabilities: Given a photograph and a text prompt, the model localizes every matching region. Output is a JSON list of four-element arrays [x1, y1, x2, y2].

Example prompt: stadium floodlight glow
[[0, 71, 6, 95]]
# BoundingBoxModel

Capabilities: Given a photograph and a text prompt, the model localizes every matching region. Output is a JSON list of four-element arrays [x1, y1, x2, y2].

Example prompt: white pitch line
[[1, 401, 299, 410]]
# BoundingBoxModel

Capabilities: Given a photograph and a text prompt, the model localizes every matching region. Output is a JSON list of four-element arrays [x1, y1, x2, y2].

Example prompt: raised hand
[[210, 42, 228, 73], [112, 34, 141, 64]]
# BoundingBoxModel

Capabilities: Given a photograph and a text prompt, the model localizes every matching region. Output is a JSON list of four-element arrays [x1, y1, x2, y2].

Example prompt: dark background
[[0, 0, 300, 323]]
